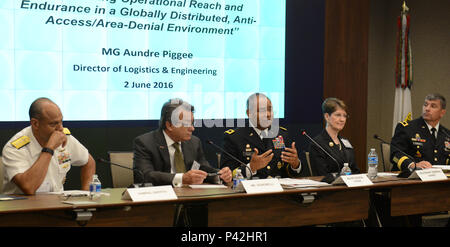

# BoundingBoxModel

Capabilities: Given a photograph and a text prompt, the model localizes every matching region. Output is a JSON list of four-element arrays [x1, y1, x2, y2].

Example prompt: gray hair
[[425, 93, 446, 109]]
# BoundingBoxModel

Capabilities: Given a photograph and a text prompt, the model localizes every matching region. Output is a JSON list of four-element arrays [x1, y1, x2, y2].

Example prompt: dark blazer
[[309, 130, 359, 176], [133, 129, 218, 186], [390, 117, 450, 171], [220, 126, 302, 178]]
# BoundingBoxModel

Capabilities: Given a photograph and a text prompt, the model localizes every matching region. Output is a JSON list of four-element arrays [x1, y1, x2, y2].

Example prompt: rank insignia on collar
[[225, 129, 235, 135]]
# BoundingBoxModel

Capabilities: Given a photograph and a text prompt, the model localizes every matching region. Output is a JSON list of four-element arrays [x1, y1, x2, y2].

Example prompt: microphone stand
[[207, 140, 254, 180], [97, 158, 152, 188], [301, 129, 342, 184]]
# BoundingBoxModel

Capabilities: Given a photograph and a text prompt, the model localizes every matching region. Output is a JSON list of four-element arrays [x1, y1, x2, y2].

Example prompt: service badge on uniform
[[415, 150, 422, 158], [272, 135, 285, 149], [57, 148, 71, 169]]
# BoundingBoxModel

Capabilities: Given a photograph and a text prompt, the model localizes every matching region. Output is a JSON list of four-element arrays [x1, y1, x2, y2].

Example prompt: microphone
[[96, 158, 152, 188], [373, 134, 417, 178], [207, 140, 254, 179], [301, 129, 342, 183]]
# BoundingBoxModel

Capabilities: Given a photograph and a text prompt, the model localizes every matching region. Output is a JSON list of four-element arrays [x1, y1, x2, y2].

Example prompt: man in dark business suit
[[133, 98, 232, 227], [133, 98, 232, 186]]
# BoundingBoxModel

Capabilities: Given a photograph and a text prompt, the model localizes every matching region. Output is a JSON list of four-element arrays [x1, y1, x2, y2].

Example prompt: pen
[[207, 172, 222, 177]]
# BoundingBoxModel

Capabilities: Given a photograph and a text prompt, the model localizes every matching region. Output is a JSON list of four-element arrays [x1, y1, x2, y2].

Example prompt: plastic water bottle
[[89, 174, 101, 197], [233, 169, 245, 190], [368, 148, 378, 179], [340, 163, 352, 175]]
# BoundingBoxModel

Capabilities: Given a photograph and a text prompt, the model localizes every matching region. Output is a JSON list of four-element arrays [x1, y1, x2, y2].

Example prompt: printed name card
[[409, 168, 447, 181], [241, 179, 284, 194], [122, 185, 178, 202], [333, 174, 373, 187]]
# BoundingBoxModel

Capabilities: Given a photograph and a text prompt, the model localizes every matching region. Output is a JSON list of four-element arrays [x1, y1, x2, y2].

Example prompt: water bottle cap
[[370, 148, 375, 151]]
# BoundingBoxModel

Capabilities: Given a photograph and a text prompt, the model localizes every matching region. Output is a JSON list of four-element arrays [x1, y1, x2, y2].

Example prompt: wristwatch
[[41, 147, 54, 156]]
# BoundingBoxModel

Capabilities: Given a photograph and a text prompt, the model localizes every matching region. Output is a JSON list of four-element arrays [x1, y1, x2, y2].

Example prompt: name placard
[[241, 178, 283, 194], [409, 168, 447, 181], [333, 174, 373, 187], [122, 185, 178, 202]]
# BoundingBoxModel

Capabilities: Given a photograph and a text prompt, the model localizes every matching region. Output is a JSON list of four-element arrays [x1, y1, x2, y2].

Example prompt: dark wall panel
[[323, 0, 369, 172]]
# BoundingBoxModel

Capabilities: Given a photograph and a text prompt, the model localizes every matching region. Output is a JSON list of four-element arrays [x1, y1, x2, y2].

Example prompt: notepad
[[433, 165, 450, 171]]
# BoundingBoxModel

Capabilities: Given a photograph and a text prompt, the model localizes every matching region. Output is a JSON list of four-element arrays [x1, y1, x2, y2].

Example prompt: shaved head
[[29, 97, 58, 120]]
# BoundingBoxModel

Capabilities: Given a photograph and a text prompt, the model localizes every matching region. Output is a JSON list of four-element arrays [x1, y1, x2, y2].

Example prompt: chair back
[[0, 157, 3, 192], [380, 143, 392, 171], [108, 151, 134, 188]]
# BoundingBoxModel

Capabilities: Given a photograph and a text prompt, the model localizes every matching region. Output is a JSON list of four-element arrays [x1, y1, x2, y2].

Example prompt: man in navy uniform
[[2, 97, 96, 195], [221, 93, 302, 178]]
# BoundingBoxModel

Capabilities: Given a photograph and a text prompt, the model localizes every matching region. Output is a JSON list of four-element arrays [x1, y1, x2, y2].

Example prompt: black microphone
[[96, 158, 152, 188], [373, 134, 417, 178], [207, 140, 254, 179], [301, 129, 342, 183]]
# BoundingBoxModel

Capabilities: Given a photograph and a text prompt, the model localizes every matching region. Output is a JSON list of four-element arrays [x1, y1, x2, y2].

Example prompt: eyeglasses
[[331, 113, 349, 119]]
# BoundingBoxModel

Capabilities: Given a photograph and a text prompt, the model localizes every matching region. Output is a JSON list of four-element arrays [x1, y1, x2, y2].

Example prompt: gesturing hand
[[282, 142, 300, 168], [249, 148, 274, 173]]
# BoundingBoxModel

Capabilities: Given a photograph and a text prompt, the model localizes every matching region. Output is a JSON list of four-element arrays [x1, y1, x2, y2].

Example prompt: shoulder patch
[[280, 126, 287, 131], [63, 128, 71, 135], [225, 129, 235, 135], [399, 121, 409, 127], [11, 136, 30, 149]]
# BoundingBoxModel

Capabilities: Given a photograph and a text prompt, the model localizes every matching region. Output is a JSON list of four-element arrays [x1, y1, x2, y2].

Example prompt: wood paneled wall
[[324, 0, 369, 172]]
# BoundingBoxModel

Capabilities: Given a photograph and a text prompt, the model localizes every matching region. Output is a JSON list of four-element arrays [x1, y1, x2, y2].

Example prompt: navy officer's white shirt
[[2, 126, 89, 194]]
